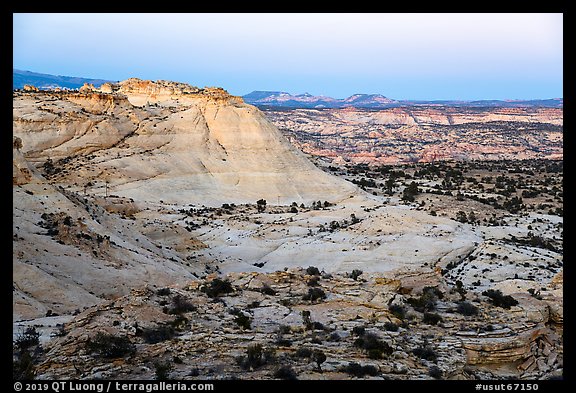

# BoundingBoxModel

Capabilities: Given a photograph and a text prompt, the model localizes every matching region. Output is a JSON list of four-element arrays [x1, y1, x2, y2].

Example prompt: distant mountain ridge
[[13, 69, 114, 90], [243, 90, 397, 108], [12, 70, 562, 108], [244, 90, 563, 109]]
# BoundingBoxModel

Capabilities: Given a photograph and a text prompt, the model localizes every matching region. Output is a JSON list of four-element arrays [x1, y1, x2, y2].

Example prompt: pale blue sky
[[13, 13, 563, 100]]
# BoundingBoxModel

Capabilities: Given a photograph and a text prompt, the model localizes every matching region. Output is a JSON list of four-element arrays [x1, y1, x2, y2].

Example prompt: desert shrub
[[86, 332, 135, 358], [341, 362, 379, 377], [383, 322, 399, 332], [307, 276, 320, 287], [310, 321, 325, 331], [306, 266, 321, 276], [456, 301, 479, 316], [168, 295, 196, 314], [294, 347, 313, 359], [237, 344, 276, 371], [153, 360, 173, 380], [352, 326, 366, 336], [301, 310, 312, 329], [13, 349, 36, 380], [422, 312, 443, 325], [310, 335, 323, 344], [230, 309, 252, 330], [312, 350, 327, 371], [389, 304, 406, 320], [302, 287, 326, 301], [202, 278, 234, 298], [482, 289, 518, 309], [274, 365, 298, 380], [168, 315, 189, 331], [428, 365, 443, 379], [412, 345, 438, 362], [256, 199, 267, 212], [349, 269, 363, 281], [353, 332, 393, 359], [156, 288, 171, 296], [140, 325, 175, 344], [454, 280, 467, 300], [259, 284, 277, 296], [14, 327, 40, 351], [407, 286, 443, 312]]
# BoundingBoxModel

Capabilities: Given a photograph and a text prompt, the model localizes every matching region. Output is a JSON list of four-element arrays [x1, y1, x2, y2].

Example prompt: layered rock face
[[264, 107, 563, 165], [12, 137, 205, 321], [13, 81, 358, 205], [33, 269, 562, 380]]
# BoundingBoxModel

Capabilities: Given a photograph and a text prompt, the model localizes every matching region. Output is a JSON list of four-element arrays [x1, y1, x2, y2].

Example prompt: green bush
[[349, 269, 363, 281], [86, 332, 135, 358], [389, 304, 406, 320], [167, 295, 196, 314], [141, 325, 175, 344], [302, 287, 326, 301], [428, 365, 443, 379], [14, 327, 40, 351], [407, 286, 443, 312], [13, 349, 36, 380], [294, 347, 313, 359], [412, 345, 438, 362], [259, 284, 277, 296], [353, 332, 393, 359], [274, 365, 298, 380], [482, 289, 518, 309], [153, 360, 173, 380], [422, 312, 443, 325], [307, 276, 320, 287], [237, 344, 276, 371], [456, 301, 479, 316], [156, 288, 171, 296], [202, 278, 234, 298], [306, 266, 321, 276], [312, 350, 327, 371], [233, 312, 252, 330], [341, 362, 379, 377]]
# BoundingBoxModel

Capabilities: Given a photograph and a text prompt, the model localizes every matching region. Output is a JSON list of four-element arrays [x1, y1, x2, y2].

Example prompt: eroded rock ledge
[[32, 268, 562, 380]]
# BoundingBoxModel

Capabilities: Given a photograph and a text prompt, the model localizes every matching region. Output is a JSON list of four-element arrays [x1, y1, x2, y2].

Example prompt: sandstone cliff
[[13, 80, 359, 205]]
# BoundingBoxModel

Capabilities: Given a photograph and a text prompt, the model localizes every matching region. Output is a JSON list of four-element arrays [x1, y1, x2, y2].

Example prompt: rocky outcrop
[[98, 82, 118, 94], [13, 137, 33, 185], [30, 269, 562, 380], [265, 107, 563, 164], [13, 84, 359, 205], [23, 84, 39, 92], [79, 83, 96, 93]]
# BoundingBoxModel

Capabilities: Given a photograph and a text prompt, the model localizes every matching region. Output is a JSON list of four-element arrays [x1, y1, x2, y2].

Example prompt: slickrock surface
[[13, 79, 562, 380], [31, 269, 562, 380]]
